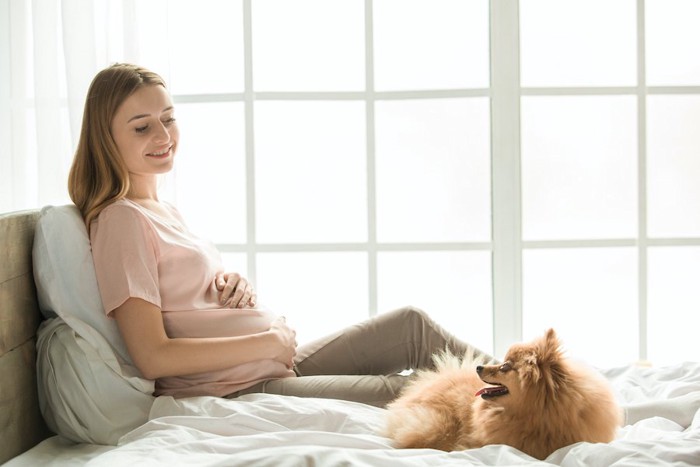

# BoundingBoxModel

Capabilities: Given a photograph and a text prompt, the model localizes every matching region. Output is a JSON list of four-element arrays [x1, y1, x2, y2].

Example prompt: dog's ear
[[519, 329, 566, 386], [540, 328, 562, 364], [545, 328, 557, 342], [520, 352, 542, 383], [536, 329, 568, 392]]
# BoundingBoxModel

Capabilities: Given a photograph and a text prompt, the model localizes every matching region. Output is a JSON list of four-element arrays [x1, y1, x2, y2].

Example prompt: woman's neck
[[127, 175, 159, 202]]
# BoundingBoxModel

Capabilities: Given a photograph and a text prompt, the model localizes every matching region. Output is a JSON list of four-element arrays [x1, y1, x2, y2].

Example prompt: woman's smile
[[147, 145, 174, 158]]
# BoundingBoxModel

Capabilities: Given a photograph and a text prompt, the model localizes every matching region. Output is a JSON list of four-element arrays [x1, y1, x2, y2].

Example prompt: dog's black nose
[[476, 365, 484, 374]]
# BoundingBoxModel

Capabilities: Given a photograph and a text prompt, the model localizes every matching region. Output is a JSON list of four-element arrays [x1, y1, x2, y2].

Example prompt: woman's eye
[[135, 125, 149, 133], [163, 117, 177, 126]]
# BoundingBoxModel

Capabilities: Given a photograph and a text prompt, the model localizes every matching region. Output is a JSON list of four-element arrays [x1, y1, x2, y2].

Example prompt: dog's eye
[[499, 362, 512, 372]]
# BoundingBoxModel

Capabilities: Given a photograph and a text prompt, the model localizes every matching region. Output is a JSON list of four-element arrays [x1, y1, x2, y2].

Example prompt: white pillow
[[36, 318, 154, 445], [32, 204, 155, 444], [32, 204, 130, 363]]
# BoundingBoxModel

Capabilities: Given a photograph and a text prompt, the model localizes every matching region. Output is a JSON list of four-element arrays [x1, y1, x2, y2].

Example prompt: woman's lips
[[147, 145, 173, 158]]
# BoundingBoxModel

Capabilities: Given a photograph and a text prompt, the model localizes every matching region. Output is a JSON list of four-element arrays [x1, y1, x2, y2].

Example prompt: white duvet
[[7, 362, 700, 466]]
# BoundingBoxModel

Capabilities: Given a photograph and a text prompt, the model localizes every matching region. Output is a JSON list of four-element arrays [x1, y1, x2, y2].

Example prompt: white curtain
[[0, 0, 143, 213]]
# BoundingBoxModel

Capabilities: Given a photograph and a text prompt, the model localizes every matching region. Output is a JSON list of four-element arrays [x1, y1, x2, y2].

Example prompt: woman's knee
[[389, 305, 426, 317], [391, 305, 432, 326]]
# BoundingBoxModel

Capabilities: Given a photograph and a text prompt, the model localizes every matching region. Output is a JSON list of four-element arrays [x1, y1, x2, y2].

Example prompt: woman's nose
[[152, 122, 171, 143]]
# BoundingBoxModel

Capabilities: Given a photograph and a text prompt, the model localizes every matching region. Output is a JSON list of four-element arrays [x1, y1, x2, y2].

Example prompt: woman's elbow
[[135, 364, 161, 381], [129, 344, 172, 380], [130, 357, 162, 380]]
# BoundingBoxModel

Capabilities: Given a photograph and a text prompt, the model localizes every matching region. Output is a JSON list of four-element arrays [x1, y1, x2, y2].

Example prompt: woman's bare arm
[[113, 297, 296, 380]]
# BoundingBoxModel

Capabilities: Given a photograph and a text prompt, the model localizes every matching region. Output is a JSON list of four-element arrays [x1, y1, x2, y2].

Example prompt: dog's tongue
[[475, 385, 507, 397]]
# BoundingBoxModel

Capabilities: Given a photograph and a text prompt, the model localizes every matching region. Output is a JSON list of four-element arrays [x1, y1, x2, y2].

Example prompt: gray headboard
[[0, 209, 51, 463]]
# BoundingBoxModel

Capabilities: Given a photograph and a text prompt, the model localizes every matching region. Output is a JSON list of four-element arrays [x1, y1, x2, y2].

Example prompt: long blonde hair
[[68, 63, 166, 229]]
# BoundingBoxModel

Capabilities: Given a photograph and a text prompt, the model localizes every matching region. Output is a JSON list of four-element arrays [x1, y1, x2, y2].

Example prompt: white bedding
[[7, 362, 700, 467]]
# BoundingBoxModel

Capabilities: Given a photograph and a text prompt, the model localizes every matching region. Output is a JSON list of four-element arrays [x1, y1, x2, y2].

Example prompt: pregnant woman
[[67, 63, 494, 407]]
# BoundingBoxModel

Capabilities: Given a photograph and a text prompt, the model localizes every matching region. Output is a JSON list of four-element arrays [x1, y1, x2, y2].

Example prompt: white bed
[[6, 361, 700, 466], [2, 206, 699, 467]]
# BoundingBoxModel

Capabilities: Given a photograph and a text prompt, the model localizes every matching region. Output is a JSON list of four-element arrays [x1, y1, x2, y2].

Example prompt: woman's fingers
[[215, 273, 226, 291], [270, 316, 298, 369], [236, 282, 253, 308], [220, 273, 257, 308], [220, 273, 241, 305]]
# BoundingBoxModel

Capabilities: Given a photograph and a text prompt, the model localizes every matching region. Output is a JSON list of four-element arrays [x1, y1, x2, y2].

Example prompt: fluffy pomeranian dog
[[383, 329, 621, 460]]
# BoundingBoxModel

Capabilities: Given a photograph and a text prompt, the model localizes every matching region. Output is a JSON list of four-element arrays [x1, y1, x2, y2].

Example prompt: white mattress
[[6, 362, 700, 466]]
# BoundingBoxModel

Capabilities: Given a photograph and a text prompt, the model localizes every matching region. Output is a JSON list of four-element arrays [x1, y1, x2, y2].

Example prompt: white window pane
[[174, 102, 246, 243], [255, 101, 367, 243], [520, 0, 637, 87], [133, 0, 170, 81], [646, 0, 700, 86], [375, 98, 491, 243], [135, 1, 243, 94], [167, 0, 244, 94], [256, 252, 368, 345], [522, 96, 637, 240], [252, 0, 364, 91], [523, 248, 638, 368], [221, 253, 248, 278], [648, 247, 700, 365], [377, 251, 493, 355], [373, 0, 489, 91], [647, 95, 700, 238]]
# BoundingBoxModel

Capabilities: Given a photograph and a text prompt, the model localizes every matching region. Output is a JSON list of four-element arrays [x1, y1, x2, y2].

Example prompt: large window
[[2, 0, 699, 366], [164, 0, 495, 353], [518, 0, 700, 367]]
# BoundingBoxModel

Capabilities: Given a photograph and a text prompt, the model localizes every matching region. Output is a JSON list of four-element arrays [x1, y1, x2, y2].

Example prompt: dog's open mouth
[[475, 383, 509, 399]]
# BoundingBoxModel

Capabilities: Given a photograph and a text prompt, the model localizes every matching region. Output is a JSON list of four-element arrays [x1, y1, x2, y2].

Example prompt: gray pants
[[228, 306, 495, 407]]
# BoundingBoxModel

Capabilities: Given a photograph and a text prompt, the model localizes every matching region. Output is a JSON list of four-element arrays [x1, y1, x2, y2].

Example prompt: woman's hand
[[216, 272, 257, 308], [269, 316, 297, 369], [113, 298, 298, 379]]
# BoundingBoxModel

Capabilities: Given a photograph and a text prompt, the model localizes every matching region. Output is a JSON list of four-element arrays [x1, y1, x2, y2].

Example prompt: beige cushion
[[0, 209, 50, 465]]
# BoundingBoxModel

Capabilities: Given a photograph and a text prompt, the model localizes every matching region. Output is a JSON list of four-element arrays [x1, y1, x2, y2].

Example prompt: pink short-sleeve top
[[90, 199, 294, 397]]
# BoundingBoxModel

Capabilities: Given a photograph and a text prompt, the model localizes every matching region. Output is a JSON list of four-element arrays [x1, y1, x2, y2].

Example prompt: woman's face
[[111, 84, 179, 179]]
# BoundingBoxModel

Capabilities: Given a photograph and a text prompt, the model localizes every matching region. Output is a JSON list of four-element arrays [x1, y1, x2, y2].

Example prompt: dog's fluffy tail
[[384, 405, 459, 450], [385, 345, 493, 450], [432, 345, 493, 371]]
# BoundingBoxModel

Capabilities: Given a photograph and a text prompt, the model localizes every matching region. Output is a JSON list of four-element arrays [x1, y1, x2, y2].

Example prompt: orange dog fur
[[383, 329, 622, 460]]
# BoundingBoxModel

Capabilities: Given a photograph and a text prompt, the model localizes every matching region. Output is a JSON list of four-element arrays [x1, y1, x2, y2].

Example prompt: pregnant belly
[[162, 307, 277, 338]]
